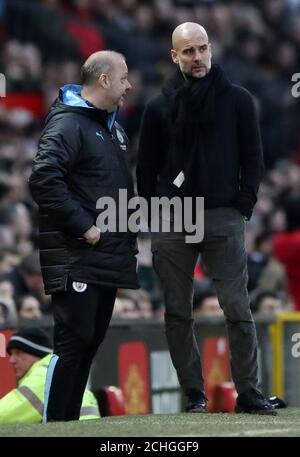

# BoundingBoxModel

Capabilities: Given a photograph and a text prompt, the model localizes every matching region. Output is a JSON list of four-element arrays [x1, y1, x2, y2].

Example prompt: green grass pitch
[[1, 408, 300, 437]]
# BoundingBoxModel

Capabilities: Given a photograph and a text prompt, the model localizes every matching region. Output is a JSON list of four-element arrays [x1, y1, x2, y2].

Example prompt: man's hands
[[83, 225, 101, 245]]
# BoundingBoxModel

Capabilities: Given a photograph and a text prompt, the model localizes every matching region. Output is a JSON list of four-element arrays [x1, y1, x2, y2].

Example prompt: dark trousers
[[152, 207, 258, 397], [45, 281, 116, 421]]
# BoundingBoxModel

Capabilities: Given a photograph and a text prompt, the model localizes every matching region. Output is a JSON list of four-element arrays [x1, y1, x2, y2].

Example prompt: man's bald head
[[81, 50, 125, 86], [171, 22, 212, 78], [80, 50, 131, 113], [172, 23, 209, 51]]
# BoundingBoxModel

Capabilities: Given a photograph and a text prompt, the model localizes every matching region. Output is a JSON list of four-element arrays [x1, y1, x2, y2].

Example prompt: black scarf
[[162, 64, 229, 196]]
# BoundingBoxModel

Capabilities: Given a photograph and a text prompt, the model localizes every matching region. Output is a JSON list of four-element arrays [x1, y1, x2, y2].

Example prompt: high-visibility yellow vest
[[0, 354, 100, 424]]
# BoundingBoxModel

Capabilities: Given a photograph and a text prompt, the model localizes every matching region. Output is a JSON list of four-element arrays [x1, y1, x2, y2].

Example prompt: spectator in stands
[[137, 22, 275, 416], [0, 327, 100, 423], [273, 197, 300, 310], [247, 231, 286, 292], [250, 289, 285, 315], [0, 225, 14, 252], [29, 50, 138, 423], [113, 288, 153, 319], [0, 302, 6, 326], [2, 251, 46, 309], [113, 296, 140, 319], [193, 290, 223, 318], [0, 249, 21, 276], [0, 279, 15, 299], [0, 203, 32, 243], [0, 295, 17, 327], [16, 294, 43, 320]]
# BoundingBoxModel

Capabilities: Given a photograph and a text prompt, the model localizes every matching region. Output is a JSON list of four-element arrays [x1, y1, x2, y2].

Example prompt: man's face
[[23, 272, 44, 292], [259, 297, 283, 315], [19, 296, 42, 319], [9, 348, 40, 380], [107, 59, 132, 111], [171, 30, 212, 78], [195, 297, 223, 317]]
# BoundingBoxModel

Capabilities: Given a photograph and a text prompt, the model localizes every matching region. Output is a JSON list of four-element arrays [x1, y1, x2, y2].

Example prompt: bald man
[[29, 51, 138, 421], [137, 23, 275, 415]]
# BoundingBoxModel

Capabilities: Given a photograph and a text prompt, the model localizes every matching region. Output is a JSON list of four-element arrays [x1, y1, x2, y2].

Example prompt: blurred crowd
[[0, 0, 300, 326]]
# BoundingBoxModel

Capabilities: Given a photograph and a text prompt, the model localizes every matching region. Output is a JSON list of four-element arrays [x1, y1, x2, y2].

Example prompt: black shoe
[[268, 396, 288, 409], [235, 388, 277, 415], [185, 398, 208, 413]]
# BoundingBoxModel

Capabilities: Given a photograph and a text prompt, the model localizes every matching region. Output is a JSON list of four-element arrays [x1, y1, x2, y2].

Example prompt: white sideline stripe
[[9, 336, 52, 353], [239, 428, 296, 436], [180, 428, 298, 437]]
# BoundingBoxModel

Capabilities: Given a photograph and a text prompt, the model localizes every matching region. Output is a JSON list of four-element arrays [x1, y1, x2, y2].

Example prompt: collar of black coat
[[46, 93, 114, 130], [162, 63, 230, 99], [161, 63, 230, 129]]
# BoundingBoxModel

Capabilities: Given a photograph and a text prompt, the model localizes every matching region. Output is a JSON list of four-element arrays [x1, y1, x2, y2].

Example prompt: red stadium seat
[[97, 386, 126, 417], [211, 382, 238, 413]]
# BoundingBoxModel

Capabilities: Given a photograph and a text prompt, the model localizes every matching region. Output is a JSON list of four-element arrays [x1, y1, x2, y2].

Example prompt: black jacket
[[29, 85, 138, 294], [137, 72, 264, 220]]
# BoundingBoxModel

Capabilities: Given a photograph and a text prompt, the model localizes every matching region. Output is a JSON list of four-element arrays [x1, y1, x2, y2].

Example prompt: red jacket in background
[[273, 230, 300, 311]]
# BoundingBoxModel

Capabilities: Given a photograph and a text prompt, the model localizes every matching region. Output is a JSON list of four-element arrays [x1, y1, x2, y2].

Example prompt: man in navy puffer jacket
[[29, 50, 138, 422]]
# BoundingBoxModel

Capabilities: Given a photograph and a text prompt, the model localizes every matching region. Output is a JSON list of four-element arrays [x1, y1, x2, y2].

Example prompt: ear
[[98, 73, 110, 89], [171, 49, 179, 64]]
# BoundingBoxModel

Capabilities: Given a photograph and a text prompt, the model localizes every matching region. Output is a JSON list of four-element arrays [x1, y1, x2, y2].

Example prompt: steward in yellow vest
[[0, 328, 100, 424]]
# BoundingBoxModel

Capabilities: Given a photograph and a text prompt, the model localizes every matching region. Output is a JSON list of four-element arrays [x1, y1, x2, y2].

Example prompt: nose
[[9, 354, 16, 365], [126, 80, 132, 92], [194, 50, 202, 62]]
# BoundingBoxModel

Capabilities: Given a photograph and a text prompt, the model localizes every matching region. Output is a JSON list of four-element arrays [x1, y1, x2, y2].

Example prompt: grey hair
[[81, 50, 125, 86]]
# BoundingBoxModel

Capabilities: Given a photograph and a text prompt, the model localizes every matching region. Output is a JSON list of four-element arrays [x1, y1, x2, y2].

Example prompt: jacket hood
[[45, 84, 117, 130], [61, 84, 95, 109]]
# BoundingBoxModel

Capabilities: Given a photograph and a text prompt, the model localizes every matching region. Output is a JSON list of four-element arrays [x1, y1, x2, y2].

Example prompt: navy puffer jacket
[[29, 85, 139, 294]]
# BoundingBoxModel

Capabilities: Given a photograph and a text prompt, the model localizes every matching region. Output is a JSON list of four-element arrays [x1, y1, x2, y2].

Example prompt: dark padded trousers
[[152, 207, 258, 396], [44, 280, 116, 422]]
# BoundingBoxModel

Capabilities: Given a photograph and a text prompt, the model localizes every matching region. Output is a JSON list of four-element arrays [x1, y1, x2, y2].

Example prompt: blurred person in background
[[0, 295, 17, 327], [137, 22, 275, 415], [0, 203, 33, 243], [0, 302, 7, 326], [0, 296, 16, 328], [247, 230, 286, 292], [0, 279, 15, 299], [273, 197, 300, 310], [0, 328, 100, 424], [193, 290, 223, 318], [113, 288, 153, 319], [119, 288, 153, 319], [1, 251, 46, 309], [112, 295, 139, 319], [0, 249, 22, 276], [29, 50, 138, 422], [16, 294, 43, 321], [250, 289, 286, 315], [0, 225, 14, 251]]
